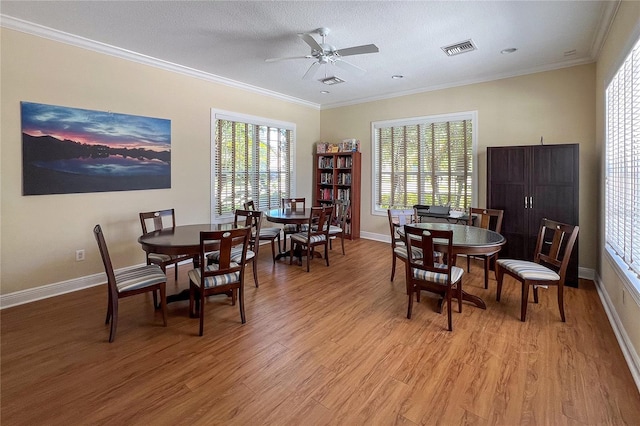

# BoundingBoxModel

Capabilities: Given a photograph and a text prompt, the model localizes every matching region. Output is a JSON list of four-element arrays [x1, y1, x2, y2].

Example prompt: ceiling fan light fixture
[[320, 76, 345, 85]]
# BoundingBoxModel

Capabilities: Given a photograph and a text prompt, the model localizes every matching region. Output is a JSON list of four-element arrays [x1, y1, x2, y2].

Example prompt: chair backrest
[[244, 200, 256, 211], [93, 224, 117, 299], [307, 205, 333, 238], [234, 209, 262, 253], [139, 209, 176, 233], [333, 198, 350, 228], [387, 208, 417, 247], [534, 218, 579, 282], [404, 225, 455, 279], [468, 207, 503, 233], [198, 227, 251, 282], [282, 197, 306, 211]]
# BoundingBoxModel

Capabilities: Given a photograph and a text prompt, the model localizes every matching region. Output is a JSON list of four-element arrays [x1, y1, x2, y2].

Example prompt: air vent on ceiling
[[441, 39, 477, 57], [320, 76, 345, 85]]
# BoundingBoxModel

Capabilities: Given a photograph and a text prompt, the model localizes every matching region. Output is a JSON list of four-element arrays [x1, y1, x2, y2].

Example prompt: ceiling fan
[[265, 27, 379, 80]]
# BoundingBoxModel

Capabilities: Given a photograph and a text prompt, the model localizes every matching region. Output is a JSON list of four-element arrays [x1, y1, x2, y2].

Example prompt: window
[[211, 110, 295, 223], [605, 38, 640, 285], [372, 111, 476, 214]]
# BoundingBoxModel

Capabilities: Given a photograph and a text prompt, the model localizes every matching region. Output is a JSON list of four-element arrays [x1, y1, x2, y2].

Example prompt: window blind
[[605, 38, 640, 279], [212, 112, 293, 221], [373, 113, 474, 211]]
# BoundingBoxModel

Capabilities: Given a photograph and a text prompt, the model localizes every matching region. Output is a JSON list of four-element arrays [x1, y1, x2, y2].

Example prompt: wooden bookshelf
[[313, 151, 361, 239]]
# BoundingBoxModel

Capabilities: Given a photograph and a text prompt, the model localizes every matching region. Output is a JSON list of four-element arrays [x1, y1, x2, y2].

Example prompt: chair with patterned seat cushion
[[403, 225, 463, 331], [289, 205, 333, 272], [93, 224, 167, 343], [188, 227, 251, 336], [139, 209, 194, 280], [387, 208, 421, 281], [281, 197, 308, 252], [466, 207, 504, 289], [495, 218, 579, 322], [328, 198, 350, 255], [207, 209, 260, 287], [244, 200, 281, 264]]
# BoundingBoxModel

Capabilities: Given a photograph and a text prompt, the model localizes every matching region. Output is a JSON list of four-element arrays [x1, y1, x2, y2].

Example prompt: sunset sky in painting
[[21, 102, 171, 152]]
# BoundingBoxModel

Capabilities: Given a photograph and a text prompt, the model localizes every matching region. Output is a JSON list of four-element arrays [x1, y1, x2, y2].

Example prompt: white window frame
[[604, 35, 640, 303], [371, 111, 478, 216], [211, 109, 296, 224]]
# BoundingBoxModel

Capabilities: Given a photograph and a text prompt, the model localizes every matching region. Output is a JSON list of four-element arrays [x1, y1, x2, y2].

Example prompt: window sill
[[605, 246, 640, 306]]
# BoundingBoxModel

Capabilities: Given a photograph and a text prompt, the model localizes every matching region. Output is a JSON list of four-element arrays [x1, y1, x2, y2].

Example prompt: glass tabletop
[[400, 223, 505, 248]]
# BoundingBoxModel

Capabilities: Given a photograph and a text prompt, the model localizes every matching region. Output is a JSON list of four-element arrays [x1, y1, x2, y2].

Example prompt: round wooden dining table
[[138, 223, 225, 303], [398, 222, 506, 309], [266, 208, 315, 261]]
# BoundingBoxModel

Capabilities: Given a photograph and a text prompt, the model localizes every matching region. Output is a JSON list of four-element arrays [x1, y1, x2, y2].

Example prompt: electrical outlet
[[76, 249, 85, 261]]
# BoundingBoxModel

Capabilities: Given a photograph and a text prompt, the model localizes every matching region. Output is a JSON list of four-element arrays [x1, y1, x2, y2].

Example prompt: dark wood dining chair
[[244, 200, 281, 263], [93, 224, 167, 342], [495, 218, 579, 322], [206, 209, 261, 287], [139, 209, 194, 280], [188, 227, 251, 336], [404, 225, 464, 331], [289, 205, 333, 272], [467, 207, 504, 289], [281, 197, 307, 252], [328, 198, 350, 255], [387, 208, 422, 281]]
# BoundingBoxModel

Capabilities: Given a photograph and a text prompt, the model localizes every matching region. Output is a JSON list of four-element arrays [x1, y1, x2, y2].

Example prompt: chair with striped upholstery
[[281, 197, 307, 252], [328, 198, 350, 255], [495, 218, 579, 322], [188, 227, 251, 336], [466, 207, 504, 289], [93, 224, 167, 343], [388, 208, 422, 281], [404, 225, 463, 331], [244, 200, 281, 264], [207, 209, 261, 287], [289, 205, 333, 272], [139, 209, 194, 281]]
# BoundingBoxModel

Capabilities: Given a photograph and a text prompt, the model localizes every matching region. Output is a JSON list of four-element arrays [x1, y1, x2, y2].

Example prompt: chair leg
[[496, 264, 504, 301], [407, 288, 414, 319], [105, 292, 113, 325], [270, 240, 277, 264], [199, 292, 205, 336], [467, 255, 471, 272], [324, 243, 330, 267], [533, 286, 539, 303], [252, 259, 259, 288], [108, 298, 118, 343], [174, 262, 179, 280], [521, 281, 530, 322], [483, 257, 489, 289], [306, 246, 311, 272], [160, 284, 167, 327], [340, 234, 345, 255], [446, 290, 453, 331], [558, 284, 566, 322], [457, 280, 463, 313], [390, 254, 397, 281], [239, 285, 246, 324]]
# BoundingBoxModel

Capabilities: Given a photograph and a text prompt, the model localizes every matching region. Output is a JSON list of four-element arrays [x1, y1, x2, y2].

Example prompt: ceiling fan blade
[[298, 33, 323, 52], [303, 61, 322, 80], [265, 55, 311, 63], [335, 44, 379, 57], [335, 59, 366, 75]]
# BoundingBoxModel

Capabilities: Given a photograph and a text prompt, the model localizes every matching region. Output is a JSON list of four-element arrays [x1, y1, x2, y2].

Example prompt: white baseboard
[[0, 262, 176, 310], [594, 273, 640, 392]]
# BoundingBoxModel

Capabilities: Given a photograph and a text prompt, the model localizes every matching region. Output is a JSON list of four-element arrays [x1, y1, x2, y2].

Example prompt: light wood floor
[[2, 238, 639, 425]]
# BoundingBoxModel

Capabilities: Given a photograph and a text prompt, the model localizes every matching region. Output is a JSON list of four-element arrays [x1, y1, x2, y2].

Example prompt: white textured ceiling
[[1, 1, 617, 108]]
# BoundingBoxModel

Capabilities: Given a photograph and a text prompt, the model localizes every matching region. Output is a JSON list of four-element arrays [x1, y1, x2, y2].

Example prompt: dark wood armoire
[[487, 144, 579, 287]]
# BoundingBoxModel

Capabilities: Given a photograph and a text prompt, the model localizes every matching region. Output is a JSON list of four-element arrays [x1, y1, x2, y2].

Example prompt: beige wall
[[595, 2, 640, 363], [320, 64, 597, 270], [0, 28, 319, 294]]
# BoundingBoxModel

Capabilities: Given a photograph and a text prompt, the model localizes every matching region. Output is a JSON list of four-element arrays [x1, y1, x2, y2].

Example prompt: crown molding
[[0, 14, 321, 110]]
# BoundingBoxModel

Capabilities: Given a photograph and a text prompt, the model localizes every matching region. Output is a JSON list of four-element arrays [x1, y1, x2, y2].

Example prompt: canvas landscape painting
[[21, 102, 171, 195]]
